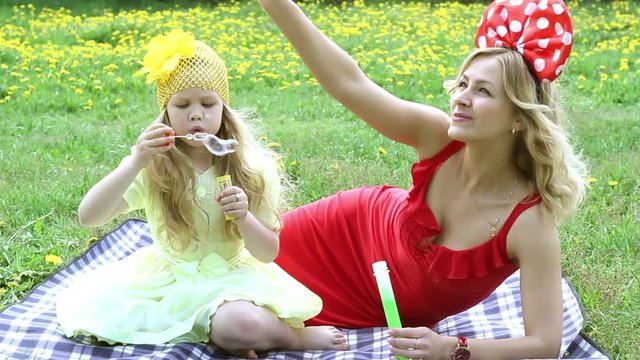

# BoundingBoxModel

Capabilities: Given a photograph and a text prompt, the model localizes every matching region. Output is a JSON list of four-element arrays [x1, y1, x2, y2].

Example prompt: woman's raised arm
[[258, 0, 450, 155]]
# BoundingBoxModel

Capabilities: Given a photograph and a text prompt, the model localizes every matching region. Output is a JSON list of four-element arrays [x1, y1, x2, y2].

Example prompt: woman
[[257, 0, 587, 359]]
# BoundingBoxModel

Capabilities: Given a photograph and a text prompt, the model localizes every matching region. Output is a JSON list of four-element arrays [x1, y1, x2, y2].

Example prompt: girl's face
[[447, 56, 518, 142], [166, 87, 224, 146]]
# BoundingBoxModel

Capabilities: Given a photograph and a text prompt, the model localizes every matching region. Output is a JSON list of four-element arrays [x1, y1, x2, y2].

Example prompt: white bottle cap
[[372, 260, 389, 274]]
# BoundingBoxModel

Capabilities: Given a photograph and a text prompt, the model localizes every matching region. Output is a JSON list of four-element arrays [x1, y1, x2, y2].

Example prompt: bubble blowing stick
[[372, 260, 408, 360]]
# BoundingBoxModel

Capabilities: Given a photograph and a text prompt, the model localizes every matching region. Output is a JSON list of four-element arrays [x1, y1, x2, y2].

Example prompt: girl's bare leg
[[210, 301, 349, 358]]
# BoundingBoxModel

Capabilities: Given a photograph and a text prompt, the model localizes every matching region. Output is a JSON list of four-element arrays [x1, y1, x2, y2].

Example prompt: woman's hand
[[216, 186, 249, 220], [132, 113, 174, 168], [388, 327, 454, 360]]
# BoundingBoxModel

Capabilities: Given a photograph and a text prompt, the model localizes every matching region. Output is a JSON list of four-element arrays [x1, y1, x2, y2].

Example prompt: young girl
[[56, 29, 348, 359], [257, 0, 587, 359]]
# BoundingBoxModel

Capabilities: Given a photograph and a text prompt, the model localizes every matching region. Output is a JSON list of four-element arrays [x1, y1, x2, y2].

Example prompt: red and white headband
[[475, 0, 574, 82]]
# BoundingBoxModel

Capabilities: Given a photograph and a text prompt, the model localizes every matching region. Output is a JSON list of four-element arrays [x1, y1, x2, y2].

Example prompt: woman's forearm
[[258, 0, 367, 101], [464, 335, 561, 360]]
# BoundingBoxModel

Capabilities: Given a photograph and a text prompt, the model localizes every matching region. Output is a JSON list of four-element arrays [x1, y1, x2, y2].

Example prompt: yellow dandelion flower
[[87, 236, 99, 245], [114, 98, 123, 105], [608, 180, 619, 187], [267, 142, 281, 149], [0, 287, 7, 295], [378, 146, 388, 155], [586, 177, 597, 184], [259, 135, 268, 142], [75, 88, 84, 95], [619, 58, 629, 72], [45, 254, 63, 265]]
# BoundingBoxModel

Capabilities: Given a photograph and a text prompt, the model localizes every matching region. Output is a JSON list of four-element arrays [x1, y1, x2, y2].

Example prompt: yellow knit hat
[[139, 29, 230, 109]]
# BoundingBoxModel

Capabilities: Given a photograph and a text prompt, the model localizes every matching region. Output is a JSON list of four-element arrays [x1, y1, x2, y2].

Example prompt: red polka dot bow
[[475, 0, 574, 82]]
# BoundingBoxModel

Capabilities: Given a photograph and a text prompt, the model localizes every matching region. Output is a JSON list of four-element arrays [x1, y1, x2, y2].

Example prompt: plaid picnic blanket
[[0, 219, 611, 360]]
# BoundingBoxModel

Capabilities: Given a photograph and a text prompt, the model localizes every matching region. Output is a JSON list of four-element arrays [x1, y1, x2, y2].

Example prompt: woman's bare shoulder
[[407, 102, 453, 159], [506, 203, 560, 261]]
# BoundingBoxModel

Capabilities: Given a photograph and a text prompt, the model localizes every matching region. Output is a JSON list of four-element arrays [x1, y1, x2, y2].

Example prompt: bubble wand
[[372, 260, 407, 360]]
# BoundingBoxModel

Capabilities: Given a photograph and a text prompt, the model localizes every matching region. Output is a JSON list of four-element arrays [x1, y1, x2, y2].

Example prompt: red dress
[[275, 141, 541, 328]]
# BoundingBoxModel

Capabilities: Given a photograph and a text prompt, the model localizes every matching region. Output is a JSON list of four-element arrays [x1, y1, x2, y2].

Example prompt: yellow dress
[[56, 158, 322, 345]]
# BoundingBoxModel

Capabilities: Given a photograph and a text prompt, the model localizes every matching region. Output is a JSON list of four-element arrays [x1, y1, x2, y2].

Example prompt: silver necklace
[[470, 177, 519, 237]]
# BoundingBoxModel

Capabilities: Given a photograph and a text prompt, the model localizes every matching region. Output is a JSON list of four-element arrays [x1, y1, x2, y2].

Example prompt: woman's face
[[448, 56, 518, 142], [166, 87, 224, 147]]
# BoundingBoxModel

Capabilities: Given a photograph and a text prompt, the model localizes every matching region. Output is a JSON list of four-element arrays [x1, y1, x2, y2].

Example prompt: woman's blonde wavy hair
[[446, 47, 587, 224], [145, 105, 288, 251]]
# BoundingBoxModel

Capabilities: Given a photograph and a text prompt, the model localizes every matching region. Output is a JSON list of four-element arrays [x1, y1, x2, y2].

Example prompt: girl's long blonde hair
[[447, 47, 587, 223], [145, 105, 287, 251]]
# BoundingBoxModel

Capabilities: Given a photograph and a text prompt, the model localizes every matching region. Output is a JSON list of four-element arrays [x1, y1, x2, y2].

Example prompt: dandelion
[[586, 177, 597, 184], [87, 236, 99, 245], [45, 254, 63, 265], [0, 287, 7, 295], [267, 142, 281, 149], [608, 180, 619, 187], [114, 98, 123, 105], [619, 58, 629, 72], [378, 146, 388, 155]]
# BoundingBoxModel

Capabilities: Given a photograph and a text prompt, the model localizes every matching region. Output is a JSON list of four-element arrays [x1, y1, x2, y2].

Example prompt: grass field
[[0, 0, 638, 358]]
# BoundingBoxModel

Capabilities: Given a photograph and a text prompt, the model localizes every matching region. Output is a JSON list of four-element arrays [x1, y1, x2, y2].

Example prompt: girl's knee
[[210, 302, 273, 345]]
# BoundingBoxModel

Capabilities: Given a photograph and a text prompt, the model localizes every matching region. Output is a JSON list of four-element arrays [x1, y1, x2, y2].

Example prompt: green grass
[[1, 0, 639, 358]]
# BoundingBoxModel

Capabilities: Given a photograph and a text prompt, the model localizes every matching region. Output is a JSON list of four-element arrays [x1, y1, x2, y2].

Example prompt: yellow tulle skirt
[[56, 245, 322, 344]]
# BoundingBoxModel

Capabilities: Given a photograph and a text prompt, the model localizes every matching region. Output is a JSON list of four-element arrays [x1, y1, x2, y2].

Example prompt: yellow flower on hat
[[140, 29, 197, 84]]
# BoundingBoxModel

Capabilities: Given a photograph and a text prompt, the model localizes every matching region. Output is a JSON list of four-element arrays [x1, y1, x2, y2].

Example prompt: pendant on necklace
[[489, 221, 498, 237]]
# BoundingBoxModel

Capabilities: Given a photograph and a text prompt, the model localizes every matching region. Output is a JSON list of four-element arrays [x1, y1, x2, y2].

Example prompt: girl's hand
[[132, 115, 175, 168], [388, 327, 452, 360], [216, 186, 248, 220]]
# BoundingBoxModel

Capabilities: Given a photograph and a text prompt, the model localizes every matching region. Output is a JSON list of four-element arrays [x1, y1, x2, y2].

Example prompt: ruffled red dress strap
[[500, 194, 543, 236], [409, 140, 465, 203]]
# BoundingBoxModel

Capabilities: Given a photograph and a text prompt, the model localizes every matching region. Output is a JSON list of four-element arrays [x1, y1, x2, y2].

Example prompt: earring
[[512, 129, 516, 135]]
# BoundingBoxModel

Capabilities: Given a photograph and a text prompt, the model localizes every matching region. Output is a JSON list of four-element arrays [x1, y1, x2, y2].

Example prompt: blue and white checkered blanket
[[0, 219, 610, 359]]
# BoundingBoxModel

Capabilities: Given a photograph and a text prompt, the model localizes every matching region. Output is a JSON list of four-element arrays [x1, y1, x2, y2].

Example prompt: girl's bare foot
[[292, 326, 349, 351]]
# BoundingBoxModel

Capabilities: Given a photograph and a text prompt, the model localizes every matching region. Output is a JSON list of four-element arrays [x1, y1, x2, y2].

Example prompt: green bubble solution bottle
[[372, 260, 407, 360]]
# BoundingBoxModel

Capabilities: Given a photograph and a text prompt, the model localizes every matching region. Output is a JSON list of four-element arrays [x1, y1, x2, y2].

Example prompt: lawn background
[[0, 0, 638, 358]]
